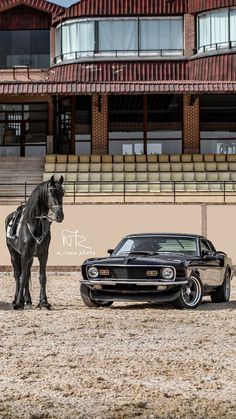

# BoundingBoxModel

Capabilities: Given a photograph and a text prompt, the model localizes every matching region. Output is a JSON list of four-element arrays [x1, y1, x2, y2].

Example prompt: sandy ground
[[0, 273, 235, 419]]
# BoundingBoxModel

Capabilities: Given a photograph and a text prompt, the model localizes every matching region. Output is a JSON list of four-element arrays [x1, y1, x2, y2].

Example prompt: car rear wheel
[[80, 284, 113, 308], [173, 274, 203, 309], [211, 270, 231, 303]]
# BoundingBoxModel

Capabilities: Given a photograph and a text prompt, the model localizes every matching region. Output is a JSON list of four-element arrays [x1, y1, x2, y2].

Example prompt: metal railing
[[1, 180, 236, 204], [54, 48, 184, 63], [195, 40, 236, 54]]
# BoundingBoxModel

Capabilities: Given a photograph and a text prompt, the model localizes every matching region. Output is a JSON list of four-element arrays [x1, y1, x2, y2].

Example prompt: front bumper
[[80, 278, 189, 303], [80, 279, 188, 286]]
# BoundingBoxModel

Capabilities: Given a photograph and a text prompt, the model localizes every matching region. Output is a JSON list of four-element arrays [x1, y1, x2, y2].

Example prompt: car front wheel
[[173, 274, 203, 309], [211, 270, 231, 303], [80, 284, 113, 308]]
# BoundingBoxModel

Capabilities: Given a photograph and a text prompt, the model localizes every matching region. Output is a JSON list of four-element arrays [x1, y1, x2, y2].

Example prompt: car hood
[[85, 253, 191, 267]]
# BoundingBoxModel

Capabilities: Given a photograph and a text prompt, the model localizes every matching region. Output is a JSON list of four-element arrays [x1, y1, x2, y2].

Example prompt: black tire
[[80, 284, 113, 308], [173, 274, 203, 309], [211, 270, 231, 303]]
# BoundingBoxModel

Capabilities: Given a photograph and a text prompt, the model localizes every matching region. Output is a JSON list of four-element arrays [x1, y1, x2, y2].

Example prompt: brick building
[[0, 0, 235, 157]]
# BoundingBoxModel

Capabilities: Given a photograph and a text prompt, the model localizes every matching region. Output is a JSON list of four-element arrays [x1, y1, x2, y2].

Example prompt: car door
[[199, 239, 222, 286]]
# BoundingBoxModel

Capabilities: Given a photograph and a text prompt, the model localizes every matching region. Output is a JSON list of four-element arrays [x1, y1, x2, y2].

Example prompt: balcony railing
[[54, 48, 185, 64], [194, 40, 236, 54], [1, 180, 236, 204]]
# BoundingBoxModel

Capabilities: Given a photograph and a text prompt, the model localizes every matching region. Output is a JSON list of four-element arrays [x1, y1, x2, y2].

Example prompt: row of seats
[[45, 154, 236, 164], [43, 180, 236, 193], [45, 162, 236, 173], [44, 171, 236, 182]]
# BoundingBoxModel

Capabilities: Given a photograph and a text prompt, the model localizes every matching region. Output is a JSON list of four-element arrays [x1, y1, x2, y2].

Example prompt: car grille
[[97, 266, 186, 280]]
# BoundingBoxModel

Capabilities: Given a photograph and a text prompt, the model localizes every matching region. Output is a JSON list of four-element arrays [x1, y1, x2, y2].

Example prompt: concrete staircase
[[0, 157, 44, 202]]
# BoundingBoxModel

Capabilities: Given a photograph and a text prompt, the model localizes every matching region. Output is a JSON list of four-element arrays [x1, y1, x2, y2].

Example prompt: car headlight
[[87, 266, 99, 278], [161, 267, 174, 280]]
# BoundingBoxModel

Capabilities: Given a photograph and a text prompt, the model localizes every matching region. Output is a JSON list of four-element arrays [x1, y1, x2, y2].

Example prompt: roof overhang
[[0, 0, 64, 17], [0, 81, 235, 95]]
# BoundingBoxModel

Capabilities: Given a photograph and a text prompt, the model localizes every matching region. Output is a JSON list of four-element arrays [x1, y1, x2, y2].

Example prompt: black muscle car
[[80, 233, 233, 309]]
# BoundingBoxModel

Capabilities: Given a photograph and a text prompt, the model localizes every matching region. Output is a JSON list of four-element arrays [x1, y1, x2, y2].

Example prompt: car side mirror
[[215, 251, 225, 260], [202, 249, 212, 258], [107, 249, 114, 255]]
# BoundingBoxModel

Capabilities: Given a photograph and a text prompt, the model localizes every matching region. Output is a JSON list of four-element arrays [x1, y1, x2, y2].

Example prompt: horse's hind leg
[[8, 246, 21, 306], [24, 259, 33, 308]]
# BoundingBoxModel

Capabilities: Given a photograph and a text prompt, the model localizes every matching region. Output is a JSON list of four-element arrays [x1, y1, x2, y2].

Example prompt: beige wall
[[1, 204, 235, 268]]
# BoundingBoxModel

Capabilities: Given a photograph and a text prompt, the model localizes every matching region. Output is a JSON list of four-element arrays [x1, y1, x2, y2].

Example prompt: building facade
[[0, 0, 235, 157]]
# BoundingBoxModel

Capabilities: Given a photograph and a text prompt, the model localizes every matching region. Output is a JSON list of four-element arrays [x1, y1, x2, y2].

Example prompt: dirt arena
[[0, 273, 235, 419]]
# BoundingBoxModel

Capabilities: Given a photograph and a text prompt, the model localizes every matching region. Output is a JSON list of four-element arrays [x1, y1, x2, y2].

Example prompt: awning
[[0, 81, 235, 95]]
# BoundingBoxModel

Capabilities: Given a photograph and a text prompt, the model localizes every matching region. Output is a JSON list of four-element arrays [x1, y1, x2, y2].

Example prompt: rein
[[27, 218, 52, 245], [27, 206, 62, 245]]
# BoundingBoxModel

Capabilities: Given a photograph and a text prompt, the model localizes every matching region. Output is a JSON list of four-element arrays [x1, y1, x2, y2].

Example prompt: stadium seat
[[68, 155, 79, 163]]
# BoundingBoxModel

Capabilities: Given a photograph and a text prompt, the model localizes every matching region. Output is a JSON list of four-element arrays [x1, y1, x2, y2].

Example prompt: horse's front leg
[[24, 259, 33, 308], [13, 257, 30, 310], [8, 246, 21, 306], [38, 250, 51, 309]]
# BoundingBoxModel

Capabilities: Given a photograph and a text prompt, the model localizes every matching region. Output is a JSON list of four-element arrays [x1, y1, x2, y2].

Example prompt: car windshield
[[114, 236, 199, 256]]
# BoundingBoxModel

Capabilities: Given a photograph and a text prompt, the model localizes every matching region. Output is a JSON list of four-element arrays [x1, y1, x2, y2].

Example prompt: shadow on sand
[[0, 301, 13, 311], [110, 299, 236, 311]]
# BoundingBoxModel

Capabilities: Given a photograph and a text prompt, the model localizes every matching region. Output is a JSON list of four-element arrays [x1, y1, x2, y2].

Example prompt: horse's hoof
[[12, 303, 24, 310], [38, 303, 51, 310], [24, 303, 32, 310]]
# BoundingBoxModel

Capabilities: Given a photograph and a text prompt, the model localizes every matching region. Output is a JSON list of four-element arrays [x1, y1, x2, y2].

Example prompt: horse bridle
[[27, 185, 63, 243], [46, 185, 64, 222]]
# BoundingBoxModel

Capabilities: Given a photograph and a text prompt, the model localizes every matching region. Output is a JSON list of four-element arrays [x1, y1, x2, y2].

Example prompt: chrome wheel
[[181, 277, 202, 307], [173, 274, 203, 309]]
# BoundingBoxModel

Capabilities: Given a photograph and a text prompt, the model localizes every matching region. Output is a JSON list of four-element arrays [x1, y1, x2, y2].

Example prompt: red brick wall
[[183, 94, 200, 153], [184, 14, 195, 57], [92, 95, 108, 154]]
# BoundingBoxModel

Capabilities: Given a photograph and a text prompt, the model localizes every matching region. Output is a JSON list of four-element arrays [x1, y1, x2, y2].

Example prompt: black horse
[[5, 176, 64, 310]]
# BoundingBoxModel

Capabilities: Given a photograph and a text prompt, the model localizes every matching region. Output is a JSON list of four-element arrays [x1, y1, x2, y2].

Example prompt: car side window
[[200, 239, 212, 254], [207, 240, 216, 253]]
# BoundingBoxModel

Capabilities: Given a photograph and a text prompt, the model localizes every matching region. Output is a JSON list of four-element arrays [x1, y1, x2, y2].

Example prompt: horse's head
[[47, 176, 64, 223]]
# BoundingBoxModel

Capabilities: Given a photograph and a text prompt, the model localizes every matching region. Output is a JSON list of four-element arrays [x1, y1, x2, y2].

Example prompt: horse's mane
[[23, 181, 49, 222]]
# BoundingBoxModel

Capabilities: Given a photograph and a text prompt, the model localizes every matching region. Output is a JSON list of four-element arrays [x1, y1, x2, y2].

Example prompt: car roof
[[125, 233, 205, 239]]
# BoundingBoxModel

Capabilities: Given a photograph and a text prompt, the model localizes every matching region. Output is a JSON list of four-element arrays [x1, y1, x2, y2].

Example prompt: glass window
[[230, 9, 236, 46], [0, 29, 50, 68], [114, 236, 198, 256], [198, 8, 236, 52], [0, 102, 48, 156], [211, 9, 228, 46], [198, 14, 211, 51], [75, 95, 91, 154], [147, 94, 183, 154], [99, 20, 138, 53], [200, 95, 236, 154], [58, 21, 94, 61], [140, 18, 183, 53], [109, 95, 144, 154], [55, 17, 184, 61]]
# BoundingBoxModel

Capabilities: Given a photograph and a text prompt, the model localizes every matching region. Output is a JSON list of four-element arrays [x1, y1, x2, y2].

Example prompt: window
[[147, 95, 183, 154], [55, 20, 95, 61], [140, 18, 183, 55], [108, 94, 182, 155], [197, 8, 236, 52], [55, 17, 184, 62], [200, 95, 236, 154], [0, 103, 48, 157], [0, 30, 50, 68], [109, 95, 144, 154], [75, 96, 92, 154], [99, 20, 138, 54], [200, 239, 212, 254]]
